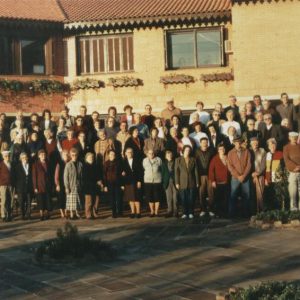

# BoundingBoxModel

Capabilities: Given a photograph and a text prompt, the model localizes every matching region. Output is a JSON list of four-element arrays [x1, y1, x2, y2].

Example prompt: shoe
[[165, 212, 172, 218], [136, 214, 141, 219], [208, 211, 215, 217], [199, 211, 206, 217], [154, 214, 159, 217], [150, 214, 155, 218], [174, 212, 179, 218], [188, 214, 194, 219], [129, 214, 135, 219], [40, 216, 44, 221], [181, 214, 187, 219], [112, 214, 117, 218]]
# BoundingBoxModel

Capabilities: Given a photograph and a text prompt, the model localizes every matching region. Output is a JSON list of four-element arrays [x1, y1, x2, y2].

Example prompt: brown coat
[[0, 161, 11, 186], [32, 160, 50, 193], [283, 143, 300, 172], [175, 157, 199, 189], [227, 148, 251, 181]]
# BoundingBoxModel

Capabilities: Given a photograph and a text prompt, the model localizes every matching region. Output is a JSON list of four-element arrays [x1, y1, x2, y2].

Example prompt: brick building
[[0, 0, 299, 115]]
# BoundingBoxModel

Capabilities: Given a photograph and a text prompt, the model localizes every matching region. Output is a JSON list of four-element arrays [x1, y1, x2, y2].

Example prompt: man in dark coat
[[14, 152, 33, 220]]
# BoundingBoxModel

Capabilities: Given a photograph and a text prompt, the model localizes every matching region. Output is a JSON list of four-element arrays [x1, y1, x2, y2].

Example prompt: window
[[0, 36, 66, 76], [21, 39, 45, 74], [166, 28, 223, 69], [78, 35, 134, 74]]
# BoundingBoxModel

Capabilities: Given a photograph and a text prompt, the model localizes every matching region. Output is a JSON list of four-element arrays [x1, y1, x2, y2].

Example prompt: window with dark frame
[[0, 36, 49, 75], [166, 28, 223, 69], [78, 34, 134, 75]]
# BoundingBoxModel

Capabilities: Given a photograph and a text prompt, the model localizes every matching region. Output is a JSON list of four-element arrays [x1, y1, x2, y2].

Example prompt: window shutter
[[99, 39, 105, 72], [44, 38, 53, 75], [63, 40, 68, 76], [107, 38, 114, 72], [122, 37, 128, 71], [93, 40, 99, 73], [52, 36, 65, 76], [85, 40, 90, 73], [79, 40, 85, 74], [128, 36, 134, 71], [114, 38, 120, 71], [12, 40, 21, 75]]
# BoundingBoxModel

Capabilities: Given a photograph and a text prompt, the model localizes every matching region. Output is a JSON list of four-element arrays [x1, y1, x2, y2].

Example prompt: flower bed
[[225, 281, 300, 300], [72, 78, 104, 90], [35, 222, 116, 263], [0, 79, 70, 95], [108, 76, 142, 88], [160, 74, 195, 85], [249, 210, 300, 229]]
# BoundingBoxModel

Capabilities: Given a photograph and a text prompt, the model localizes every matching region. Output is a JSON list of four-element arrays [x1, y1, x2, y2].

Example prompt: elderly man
[[224, 95, 239, 121], [276, 93, 294, 130], [161, 99, 182, 126], [259, 113, 284, 149], [227, 137, 252, 218], [283, 132, 300, 211], [189, 101, 210, 125], [250, 137, 266, 212], [220, 109, 241, 137], [0, 151, 13, 222]]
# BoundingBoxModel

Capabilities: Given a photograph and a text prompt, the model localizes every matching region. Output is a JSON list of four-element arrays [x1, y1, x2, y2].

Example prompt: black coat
[[74, 142, 91, 162], [82, 162, 101, 195], [161, 160, 175, 189], [165, 137, 179, 158], [124, 137, 145, 163], [208, 133, 225, 153], [259, 123, 284, 149], [121, 158, 143, 185], [14, 162, 33, 194]]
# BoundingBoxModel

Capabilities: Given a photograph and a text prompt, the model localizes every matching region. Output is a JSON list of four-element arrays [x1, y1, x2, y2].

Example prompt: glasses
[[264, 117, 271, 120], [248, 123, 255, 125]]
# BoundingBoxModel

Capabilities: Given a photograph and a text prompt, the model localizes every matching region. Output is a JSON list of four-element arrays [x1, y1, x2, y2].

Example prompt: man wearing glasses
[[259, 113, 284, 150]]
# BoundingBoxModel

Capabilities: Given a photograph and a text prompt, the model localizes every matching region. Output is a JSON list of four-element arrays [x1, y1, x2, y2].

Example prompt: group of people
[[0, 93, 300, 222]]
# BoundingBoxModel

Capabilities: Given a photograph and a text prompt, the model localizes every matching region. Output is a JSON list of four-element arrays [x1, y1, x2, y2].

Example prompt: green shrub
[[253, 210, 300, 223], [230, 281, 300, 300], [35, 222, 115, 263]]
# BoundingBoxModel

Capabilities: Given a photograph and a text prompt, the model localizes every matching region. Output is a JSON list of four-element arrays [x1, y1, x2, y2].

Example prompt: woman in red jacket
[[208, 142, 230, 217], [32, 149, 51, 221]]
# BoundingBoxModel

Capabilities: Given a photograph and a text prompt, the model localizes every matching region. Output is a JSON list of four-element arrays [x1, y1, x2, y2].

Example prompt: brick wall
[[65, 25, 234, 116], [0, 75, 67, 115], [232, 0, 300, 98]]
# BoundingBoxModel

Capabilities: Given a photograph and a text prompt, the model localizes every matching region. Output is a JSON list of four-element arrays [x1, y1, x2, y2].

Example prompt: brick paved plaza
[[0, 213, 300, 300]]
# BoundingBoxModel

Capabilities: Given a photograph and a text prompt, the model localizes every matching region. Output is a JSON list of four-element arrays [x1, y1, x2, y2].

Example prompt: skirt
[[123, 184, 140, 202], [66, 188, 81, 210], [144, 183, 162, 203]]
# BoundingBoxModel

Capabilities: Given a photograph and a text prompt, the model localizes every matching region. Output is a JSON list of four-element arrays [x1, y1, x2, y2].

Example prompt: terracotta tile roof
[[0, 0, 66, 22], [59, 0, 231, 23], [0, 0, 231, 24]]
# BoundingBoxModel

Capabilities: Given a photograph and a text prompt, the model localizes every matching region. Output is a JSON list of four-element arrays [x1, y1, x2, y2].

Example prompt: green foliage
[[230, 281, 300, 300], [72, 78, 103, 89], [254, 210, 300, 223], [35, 222, 115, 263], [0, 79, 70, 94], [274, 163, 290, 210]]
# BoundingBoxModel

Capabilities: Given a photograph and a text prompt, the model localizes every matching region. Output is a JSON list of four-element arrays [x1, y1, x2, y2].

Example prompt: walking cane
[[255, 176, 264, 212]]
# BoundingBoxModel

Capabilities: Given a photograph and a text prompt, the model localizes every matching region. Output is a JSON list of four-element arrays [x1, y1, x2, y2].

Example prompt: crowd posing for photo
[[0, 93, 300, 222]]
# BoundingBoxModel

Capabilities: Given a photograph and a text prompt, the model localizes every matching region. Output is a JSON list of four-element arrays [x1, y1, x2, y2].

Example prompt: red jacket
[[208, 155, 230, 184], [0, 161, 11, 186], [32, 160, 50, 193]]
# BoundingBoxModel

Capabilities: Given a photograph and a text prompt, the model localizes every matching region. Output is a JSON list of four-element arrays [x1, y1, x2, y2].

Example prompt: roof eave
[[64, 11, 232, 31]]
